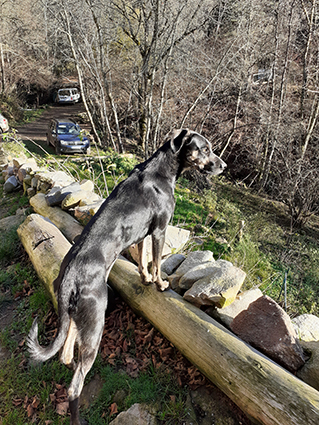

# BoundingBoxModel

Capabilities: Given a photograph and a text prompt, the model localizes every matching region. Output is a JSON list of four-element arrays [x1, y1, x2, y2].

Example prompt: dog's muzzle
[[205, 157, 227, 175]]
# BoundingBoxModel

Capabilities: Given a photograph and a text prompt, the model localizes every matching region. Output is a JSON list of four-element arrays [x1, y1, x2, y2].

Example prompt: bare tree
[[111, 0, 212, 156]]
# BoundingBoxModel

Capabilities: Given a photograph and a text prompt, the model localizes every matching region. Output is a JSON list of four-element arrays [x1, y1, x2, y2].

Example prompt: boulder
[[0, 208, 26, 231], [129, 225, 190, 265], [292, 314, 319, 342], [17, 159, 39, 182], [45, 182, 81, 206], [61, 190, 101, 209], [79, 179, 95, 192], [179, 262, 227, 290], [4, 175, 19, 192], [161, 254, 186, 276], [168, 250, 214, 289], [12, 154, 29, 168], [23, 174, 32, 195], [109, 403, 157, 425], [35, 170, 75, 191], [297, 341, 319, 391], [209, 287, 263, 328], [230, 295, 305, 372], [183, 260, 246, 308], [2, 165, 14, 179]]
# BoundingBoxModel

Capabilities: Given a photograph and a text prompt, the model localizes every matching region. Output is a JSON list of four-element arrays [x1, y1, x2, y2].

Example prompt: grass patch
[[0, 354, 73, 425], [82, 364, 188, 424]]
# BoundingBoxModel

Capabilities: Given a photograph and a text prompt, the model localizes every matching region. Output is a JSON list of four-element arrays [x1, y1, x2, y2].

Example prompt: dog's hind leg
[[67, 315, 105, 425], [60, 318, 77, 370], [137, 240, 152, 285], [152, 230, 170, 291]]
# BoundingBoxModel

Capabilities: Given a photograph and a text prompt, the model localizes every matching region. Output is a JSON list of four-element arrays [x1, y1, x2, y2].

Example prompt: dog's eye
[[203, 147, 209, 154]]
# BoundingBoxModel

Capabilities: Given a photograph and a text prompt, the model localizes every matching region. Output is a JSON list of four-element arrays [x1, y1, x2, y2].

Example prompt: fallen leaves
[[101, 299, 208, 389], [109, 402, 118, 416], [22, 396, 40, 422], [21, 383, 70, 422]]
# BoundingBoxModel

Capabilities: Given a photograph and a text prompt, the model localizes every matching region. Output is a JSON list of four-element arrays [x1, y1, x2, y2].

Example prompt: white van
[[56, 88, 81, 104]]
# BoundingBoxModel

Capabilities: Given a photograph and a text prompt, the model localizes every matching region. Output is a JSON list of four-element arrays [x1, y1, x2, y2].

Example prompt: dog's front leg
[[137, 240, 153, 285], [152, 231, 170, 291]]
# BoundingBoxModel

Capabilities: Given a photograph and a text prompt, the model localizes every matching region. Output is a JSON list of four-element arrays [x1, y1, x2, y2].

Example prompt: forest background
[[1, 0, 319, 230]]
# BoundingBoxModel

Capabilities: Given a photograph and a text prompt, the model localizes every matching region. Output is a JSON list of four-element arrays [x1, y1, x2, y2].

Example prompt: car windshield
[[57, 123, 81, 135], [58, 90, 71, 96]]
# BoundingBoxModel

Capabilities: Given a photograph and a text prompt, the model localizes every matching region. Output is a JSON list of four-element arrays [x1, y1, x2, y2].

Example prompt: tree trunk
[[61, 0, 103, 147], [109, 258, 319, 425]]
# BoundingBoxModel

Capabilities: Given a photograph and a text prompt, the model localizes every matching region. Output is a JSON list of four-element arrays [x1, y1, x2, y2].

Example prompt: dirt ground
[[15, 103, 87, 142]]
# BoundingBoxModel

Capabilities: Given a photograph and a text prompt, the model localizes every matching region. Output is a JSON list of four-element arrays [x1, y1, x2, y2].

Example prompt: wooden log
[[29, 193, 83, 243], [108, 258, 319, 425], [17, 213, 71, 310]]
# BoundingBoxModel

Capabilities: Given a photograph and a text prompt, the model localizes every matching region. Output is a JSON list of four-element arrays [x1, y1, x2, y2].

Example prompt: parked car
[[55, 88, 80, 104], [46, 118, 90, 154], [0, 113, 9, 133]]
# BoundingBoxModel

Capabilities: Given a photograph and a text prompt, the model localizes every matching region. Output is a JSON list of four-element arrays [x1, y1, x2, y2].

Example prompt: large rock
[[17, 159, 39, 183], [3, 175, 19, 192], [179, 262, 226, 290], [161, 253, 186, 276], [0, 209, 26, 231], [109, 403, 157, 425], [183, 260, 246, 308], [79, 179, 95, 192], [292, 314, 319, 342], [35, 170, 75, 189], [46, 182, 81, 206], [230, 295, 305, 372], [129, 225, 190, 264], [210, 287, 263, 328], [61, 190, 101, 209], [168, 250, 214, 289], [74, 201, 104, 225], [297, 341, 319, 391]]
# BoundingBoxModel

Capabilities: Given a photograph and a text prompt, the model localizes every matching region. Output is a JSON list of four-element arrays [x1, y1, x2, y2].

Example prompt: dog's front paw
[[140, 272, 153, 286], [156, 279, 170, 292]]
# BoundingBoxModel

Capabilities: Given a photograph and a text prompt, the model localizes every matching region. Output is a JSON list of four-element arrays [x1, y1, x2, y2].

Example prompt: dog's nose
[[220, 160, 227, 170]]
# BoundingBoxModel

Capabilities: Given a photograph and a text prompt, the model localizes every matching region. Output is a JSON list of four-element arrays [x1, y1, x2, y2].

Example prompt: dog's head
[[170, 129, 227, 176]]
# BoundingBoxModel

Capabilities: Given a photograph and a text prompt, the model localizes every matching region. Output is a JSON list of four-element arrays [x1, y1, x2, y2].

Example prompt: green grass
[[82, 364, 188, 424], [0, 355, 73, 425]]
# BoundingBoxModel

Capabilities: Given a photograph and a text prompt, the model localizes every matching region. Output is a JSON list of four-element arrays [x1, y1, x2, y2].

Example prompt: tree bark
[[17, 214, 72, 311]]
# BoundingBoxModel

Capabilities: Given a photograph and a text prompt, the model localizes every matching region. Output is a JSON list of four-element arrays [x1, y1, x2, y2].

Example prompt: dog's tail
[[27, 312, 70, 363]]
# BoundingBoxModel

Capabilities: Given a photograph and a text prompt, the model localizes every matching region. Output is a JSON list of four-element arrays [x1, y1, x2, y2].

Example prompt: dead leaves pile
[[101, 299, 207, 389]]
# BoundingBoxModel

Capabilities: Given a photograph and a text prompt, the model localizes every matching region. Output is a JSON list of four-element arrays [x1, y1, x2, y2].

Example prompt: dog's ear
[[170, 128, 190, 154]]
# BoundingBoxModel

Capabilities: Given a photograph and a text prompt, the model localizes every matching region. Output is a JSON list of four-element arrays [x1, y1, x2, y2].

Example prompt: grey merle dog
[[27, 129, 226, 425]]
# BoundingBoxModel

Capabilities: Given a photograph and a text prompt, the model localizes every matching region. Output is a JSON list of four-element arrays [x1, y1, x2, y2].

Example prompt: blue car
[[46, 118, 91, 154]]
